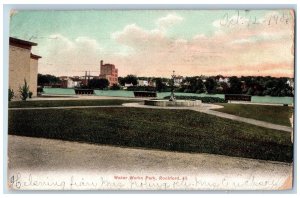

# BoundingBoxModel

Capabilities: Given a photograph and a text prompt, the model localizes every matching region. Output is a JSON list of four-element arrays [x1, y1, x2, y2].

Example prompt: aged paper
[[8, 9, 294, 190]]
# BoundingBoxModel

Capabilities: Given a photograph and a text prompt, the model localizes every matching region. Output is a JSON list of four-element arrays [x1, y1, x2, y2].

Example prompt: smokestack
[[100, 60, 103, 76]]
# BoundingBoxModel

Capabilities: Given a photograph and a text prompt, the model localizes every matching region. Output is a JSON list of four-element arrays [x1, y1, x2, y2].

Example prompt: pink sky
[[26, 10, 294, 78]]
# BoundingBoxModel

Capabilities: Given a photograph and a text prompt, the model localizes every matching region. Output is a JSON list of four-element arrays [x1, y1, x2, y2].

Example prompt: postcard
[[7, 9, 294, 190]]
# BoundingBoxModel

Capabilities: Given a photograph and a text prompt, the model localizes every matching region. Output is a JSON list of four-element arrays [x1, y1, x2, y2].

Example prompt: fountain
[[144, 71, 202, 107], [169, 70, 176, 102]]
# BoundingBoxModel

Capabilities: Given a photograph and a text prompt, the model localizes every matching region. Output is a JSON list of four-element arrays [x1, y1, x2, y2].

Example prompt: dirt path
[[7, 135, 292, 190], [196, 108, 293, 132], [228, 101, 293, 106], [122, 103, 293, 132]]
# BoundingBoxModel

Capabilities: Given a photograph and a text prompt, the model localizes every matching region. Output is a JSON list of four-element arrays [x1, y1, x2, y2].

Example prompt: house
[[71, 76, 85, 87], [60, 76, 80, 88], [137, 80, 149, 86], [9, 37, 42, 98], [124, 83, 133, 87], [286, 78, 294, 89], [174, 75, 183, 87], [216, 76, 229, 84], [148, 80, 156, 87]]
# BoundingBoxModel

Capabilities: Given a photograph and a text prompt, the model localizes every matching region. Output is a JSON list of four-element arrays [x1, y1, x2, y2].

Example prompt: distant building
[[124, 83, 133, 87], [174, 76, 183, 87], [286, 78, 294, 89], [148, 80, 156, 87], [219, 77, 229, 84], [9, 37, 42, 98], [99, 60, 118, 86], [286, 78, 295, 91], [72, 78, 83, 88], [60, 76, 80, 88], [138, 80, 149, 86], [215, 75, 229, 84]]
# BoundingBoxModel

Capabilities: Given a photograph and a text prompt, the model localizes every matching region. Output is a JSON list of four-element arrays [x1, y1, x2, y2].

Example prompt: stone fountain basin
[[144, 99, 202, 107]]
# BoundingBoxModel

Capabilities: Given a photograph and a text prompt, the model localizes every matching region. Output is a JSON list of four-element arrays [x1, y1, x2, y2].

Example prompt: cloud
[[112, 13, 183, 44], [109, 11, 294, 77], [156, 14, 184, 30], [36, 11, 294, 78], [111, 24, 166, 50], [75, 36, 102, 51], [230, 32, 290, 44], [37, 34, 103, 76]]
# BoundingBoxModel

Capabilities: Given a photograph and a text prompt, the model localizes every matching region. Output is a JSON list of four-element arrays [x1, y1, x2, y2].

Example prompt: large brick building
[[9, 37, 41, 98], [99, 60, 118, 86]]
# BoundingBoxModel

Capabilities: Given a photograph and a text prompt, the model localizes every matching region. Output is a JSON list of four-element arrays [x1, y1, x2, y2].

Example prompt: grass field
[[214, 104, 293, 127], [9, 107, 293, 162], [9, 99, 139, 108]]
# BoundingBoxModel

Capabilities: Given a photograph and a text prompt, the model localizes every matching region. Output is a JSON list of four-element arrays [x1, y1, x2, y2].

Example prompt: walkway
[[199, 109, 292, 132], [122, 103, 293, 132], [8, 135, 292, 190], [228, 101, 293, 106]]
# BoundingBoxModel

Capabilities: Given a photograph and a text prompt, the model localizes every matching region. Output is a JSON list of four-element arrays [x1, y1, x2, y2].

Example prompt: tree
[[8, 88, 14, 101], [110, 83, 121, 90], [246, 87, 254, 95], [193, 78, 205, 93], [123, 75, 138, 86], [229, 76, 242, 94], [219, 82, 229, 93], [179, 76, 205, 93], [240, 76, 253, 94], [118, 77, 126, 86], [88, 78, 109, 89], [38, 74, 61, 86], [155, 78, 166, 92], [19, 79, 30, 101], [204, 77, 217, 94]]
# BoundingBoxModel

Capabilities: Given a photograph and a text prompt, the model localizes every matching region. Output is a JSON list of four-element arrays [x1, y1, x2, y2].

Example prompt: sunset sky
[[10, 10, 294, 78]]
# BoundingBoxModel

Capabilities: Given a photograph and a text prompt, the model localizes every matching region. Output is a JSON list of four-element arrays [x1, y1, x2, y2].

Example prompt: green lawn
[[9, 99, 139, 108], [9, 107, 293, 162], [213, 104, 293, 127]]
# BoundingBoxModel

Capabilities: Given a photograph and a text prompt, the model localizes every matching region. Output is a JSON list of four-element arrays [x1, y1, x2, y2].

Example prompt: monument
[[169, 70, 176, 102], [144, 71, 202, 107]]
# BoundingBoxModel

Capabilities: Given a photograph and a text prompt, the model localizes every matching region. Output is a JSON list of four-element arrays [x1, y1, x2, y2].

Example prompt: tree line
[[117, 75, 294, 97], [38, 74, 294, 97], [179, 76, 293, 97]]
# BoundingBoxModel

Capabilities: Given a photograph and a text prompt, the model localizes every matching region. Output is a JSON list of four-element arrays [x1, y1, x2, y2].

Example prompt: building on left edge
[[9, 37, 42, 98]]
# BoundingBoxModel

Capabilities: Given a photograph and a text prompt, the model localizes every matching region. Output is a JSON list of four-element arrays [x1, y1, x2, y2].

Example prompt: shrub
[[183, 89, 192, 93], [9, 88, 14, 101], [88, 78, 109, 89], [29, 91, 33, 98], [127, 86, 156, 92], [37, 87, 44, 94], [19, 79, 30, 101], [110, 84, 121, 90], [163, 95, 228, 103]]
